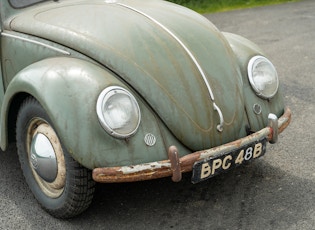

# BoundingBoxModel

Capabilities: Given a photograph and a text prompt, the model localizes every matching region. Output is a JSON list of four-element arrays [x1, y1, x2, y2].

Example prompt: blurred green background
[[166, 0, 298, 13]]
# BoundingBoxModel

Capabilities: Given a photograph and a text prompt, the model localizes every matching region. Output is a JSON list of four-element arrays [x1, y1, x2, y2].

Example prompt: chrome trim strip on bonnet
[[115, 2, 225, 132], [1, 32, 71, 55]]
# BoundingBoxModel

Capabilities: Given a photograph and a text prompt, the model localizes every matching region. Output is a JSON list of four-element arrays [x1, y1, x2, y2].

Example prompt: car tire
[[16, 97, 95, 219]]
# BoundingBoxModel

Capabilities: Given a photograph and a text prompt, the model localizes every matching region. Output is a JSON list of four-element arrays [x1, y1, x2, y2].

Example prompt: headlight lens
[[96, 86, 141, 138], [247, 55, 279, 99]]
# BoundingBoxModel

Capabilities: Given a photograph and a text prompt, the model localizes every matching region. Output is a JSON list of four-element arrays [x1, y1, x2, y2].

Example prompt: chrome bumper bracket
[[268, 113, 279, 144]]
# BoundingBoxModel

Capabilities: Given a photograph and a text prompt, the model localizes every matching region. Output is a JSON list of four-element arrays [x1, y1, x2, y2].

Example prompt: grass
[[166, 0, 299, 13]]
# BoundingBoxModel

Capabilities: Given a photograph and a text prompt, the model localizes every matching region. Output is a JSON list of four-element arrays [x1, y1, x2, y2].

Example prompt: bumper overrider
[[93, 107, 291, 183]]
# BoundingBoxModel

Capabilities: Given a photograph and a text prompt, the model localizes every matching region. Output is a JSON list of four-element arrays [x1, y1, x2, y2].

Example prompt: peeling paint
[[118, 162, 171, 174]]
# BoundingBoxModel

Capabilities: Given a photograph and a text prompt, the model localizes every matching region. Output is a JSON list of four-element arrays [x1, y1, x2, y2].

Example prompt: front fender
[[1, 57, 115, 150], [1, 57, 190, 168], [222, 32, 266, 64], [223, 32, 285, 131]]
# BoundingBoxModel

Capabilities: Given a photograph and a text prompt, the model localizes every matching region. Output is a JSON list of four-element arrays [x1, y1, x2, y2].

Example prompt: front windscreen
[[9, 0, 51, 8]]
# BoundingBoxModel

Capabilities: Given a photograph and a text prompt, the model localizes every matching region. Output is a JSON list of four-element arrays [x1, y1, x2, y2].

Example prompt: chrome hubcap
[[27, 119, 66, 198], [30, 133, 58, 183]]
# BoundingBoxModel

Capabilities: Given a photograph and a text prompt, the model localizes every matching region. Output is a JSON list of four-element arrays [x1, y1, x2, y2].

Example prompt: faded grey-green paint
[[0, 0, 285, 169], [0, 10, 4, 109], [8, 0, 248, 148], [1, 57, 192, 168]]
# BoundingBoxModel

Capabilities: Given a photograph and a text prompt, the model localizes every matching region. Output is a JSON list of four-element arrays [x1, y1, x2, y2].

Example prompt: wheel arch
[[2, 92, 30, 149], [0, 57, 123, 155]]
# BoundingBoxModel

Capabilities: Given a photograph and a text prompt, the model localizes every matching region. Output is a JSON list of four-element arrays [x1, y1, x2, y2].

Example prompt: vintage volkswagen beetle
[[0, 0, 291, 218]]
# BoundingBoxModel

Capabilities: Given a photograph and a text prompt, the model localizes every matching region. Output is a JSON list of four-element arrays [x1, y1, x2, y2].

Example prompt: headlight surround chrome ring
[[247, 55, 279, 99], [96, 86, 141, 139]]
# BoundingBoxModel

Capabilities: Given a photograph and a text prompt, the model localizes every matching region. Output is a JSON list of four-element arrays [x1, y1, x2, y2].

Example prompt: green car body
[[0, 0, 291, 218]]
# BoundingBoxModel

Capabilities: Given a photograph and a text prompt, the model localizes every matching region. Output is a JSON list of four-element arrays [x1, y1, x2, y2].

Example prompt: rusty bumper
[[92, 107, 291, 183]]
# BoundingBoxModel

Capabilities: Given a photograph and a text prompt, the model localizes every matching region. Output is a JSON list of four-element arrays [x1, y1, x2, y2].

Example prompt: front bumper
[[93, 107, 291, 183]]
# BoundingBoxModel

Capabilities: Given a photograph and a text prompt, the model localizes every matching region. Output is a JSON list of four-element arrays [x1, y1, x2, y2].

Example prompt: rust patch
[[168, 146, 182, 182], [278, 107, 291, 134], [93, 166, 172, 183]]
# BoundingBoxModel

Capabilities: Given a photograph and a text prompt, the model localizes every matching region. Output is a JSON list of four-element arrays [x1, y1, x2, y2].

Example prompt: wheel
[[16, 97, 95, 218]]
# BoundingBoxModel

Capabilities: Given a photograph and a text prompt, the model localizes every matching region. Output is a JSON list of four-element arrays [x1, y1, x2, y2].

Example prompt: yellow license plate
[[192, 139, 267, 184]]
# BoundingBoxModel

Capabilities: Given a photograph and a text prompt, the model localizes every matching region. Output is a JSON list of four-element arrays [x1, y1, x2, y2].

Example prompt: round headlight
[[96, 86, 141, 139], [247, 56, 279, 99]]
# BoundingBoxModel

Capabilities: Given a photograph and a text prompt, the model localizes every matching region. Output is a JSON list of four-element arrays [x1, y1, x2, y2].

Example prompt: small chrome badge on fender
[[144, 133, 156, 146]]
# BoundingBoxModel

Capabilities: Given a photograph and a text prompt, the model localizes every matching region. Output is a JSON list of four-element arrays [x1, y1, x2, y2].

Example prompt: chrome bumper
[[93, 107, 291, 183]]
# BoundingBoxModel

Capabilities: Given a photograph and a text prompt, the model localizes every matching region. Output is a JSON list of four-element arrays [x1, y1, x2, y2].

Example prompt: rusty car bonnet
[[8, 0, 248, 150]]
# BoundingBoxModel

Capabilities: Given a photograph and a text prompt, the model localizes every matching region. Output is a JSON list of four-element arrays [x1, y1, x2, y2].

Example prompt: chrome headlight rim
[[96, 86, 141, 139], [247, 55, 279, 99]]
